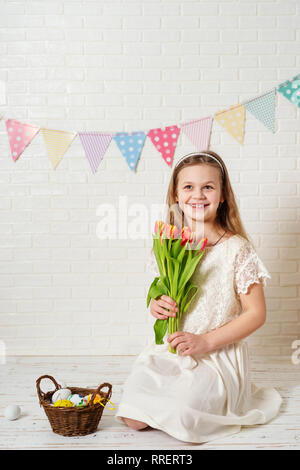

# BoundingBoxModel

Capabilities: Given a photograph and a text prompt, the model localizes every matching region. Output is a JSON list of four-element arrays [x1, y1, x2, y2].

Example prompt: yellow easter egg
[[53, 399, 73, 408]]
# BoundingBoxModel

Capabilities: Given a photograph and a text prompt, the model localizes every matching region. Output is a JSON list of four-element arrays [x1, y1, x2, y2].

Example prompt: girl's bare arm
[[202, 281, 267, 354]]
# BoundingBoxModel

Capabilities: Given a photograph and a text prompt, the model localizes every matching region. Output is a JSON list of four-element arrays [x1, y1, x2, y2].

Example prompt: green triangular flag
[[278, 74, 300, 109]]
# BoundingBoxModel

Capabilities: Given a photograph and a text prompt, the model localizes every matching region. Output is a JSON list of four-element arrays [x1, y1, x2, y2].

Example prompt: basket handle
[[89, 382, 112, 408], [36, 375, 61, 405]]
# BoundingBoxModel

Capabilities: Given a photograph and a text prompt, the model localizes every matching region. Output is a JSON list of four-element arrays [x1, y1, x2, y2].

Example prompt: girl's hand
[[167, 331, 209, 356], [149, 295, 178, 320]]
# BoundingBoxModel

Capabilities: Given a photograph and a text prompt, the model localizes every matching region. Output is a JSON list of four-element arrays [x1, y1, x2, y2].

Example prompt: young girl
[[114, 150, 282, 443]]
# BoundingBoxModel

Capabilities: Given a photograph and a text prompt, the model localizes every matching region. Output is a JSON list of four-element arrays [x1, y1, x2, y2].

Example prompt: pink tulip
[[197, 237, 208, 252], [164, 224, 180, 240], [154, 221, 165, 237], [180, 226, 193, 246]]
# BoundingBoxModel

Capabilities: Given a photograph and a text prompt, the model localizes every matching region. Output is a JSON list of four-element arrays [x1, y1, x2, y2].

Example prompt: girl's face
[[175, 164, 224, 228]]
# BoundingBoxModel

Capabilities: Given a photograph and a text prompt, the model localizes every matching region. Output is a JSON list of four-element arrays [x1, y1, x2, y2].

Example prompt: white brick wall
[[0, 0, 299, 358]]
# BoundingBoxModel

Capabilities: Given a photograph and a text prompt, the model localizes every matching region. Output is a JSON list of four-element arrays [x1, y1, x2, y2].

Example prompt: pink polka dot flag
[[147, 125, 180, 167], [5, 119, 40, 161]]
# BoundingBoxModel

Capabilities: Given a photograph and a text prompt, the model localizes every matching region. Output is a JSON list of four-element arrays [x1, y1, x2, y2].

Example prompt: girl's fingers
[[160, 295, 177, 309], [178, 343, 189, 352], [150, 304, 168, 319], [155, 313, 168, 319], [151, 308, 168, 319], [181, 348, 191, 356], [156, 307, 174, 318], [158, 299, 178, 313], [170, 337, 188, 349]]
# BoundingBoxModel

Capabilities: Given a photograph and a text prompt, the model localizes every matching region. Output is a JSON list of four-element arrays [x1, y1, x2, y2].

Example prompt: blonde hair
[[159, 149, 253, 246]]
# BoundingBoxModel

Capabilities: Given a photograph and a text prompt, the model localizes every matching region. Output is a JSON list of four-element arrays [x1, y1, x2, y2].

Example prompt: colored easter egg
[[68, 394, 83, 406], [76, 399, 88, 408]]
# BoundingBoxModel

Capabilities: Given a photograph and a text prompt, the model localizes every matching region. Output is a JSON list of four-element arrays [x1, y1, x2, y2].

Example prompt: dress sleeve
[[146, 249, 160, 277], [234, 242, 272, 295]]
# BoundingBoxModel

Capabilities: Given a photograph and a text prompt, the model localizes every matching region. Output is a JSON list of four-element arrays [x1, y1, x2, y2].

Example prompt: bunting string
[[0, 73, 299, 173]]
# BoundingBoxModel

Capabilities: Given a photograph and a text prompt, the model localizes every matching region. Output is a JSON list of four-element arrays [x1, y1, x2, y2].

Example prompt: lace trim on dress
[[234, 242, 272, 295]]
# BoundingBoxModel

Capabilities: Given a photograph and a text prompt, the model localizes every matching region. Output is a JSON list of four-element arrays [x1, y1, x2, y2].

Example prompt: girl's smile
[[188, 203, 210, 210]]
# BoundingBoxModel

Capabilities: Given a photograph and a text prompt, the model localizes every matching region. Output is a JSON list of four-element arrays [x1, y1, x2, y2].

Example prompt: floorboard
[[0, 355, 299, 450]]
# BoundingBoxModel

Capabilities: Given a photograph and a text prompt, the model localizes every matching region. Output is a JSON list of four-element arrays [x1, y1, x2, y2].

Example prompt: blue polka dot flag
[[113, 131, 147, 171], [278, 73, 300, 109], [244, 88, 276, 133]]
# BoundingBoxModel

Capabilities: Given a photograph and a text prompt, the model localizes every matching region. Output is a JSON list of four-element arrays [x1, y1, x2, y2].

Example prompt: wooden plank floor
[[0, 355, 299, 450]]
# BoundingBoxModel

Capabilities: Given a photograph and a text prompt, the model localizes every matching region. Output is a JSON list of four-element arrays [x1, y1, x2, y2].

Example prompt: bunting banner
[[180, 116, 213, 151], [147, 125, 180, 167], [5, 118, 40, 161], [278, 73, 300, 108], [40, 128, 77, 170], [113, 131, 147, 172], [214, 103, 245, 144], [243, 88, 276, 133], [0, 73, 299, 172], [78, 132, 114, 174]]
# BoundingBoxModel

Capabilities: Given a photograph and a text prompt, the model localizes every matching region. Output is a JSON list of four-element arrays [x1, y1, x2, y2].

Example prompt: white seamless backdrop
[[0, 0, 299, 357]]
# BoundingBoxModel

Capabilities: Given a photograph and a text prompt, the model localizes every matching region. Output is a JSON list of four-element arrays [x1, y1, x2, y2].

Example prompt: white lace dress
[[114, 234, 282, 443]]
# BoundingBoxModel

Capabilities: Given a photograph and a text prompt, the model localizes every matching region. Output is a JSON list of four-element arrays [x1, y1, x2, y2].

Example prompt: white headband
[[174, 151, 224, 176]]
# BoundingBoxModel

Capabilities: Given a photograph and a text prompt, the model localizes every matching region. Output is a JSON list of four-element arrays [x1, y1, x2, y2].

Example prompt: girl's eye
[[183, 185, 213, 190]]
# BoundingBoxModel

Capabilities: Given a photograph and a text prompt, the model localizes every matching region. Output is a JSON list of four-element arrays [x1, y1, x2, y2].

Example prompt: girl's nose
[[194, 188, 205, 198]]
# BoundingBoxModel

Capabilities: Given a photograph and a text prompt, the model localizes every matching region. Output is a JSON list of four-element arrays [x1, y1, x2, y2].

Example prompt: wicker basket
[[36, 374, 112, 436]]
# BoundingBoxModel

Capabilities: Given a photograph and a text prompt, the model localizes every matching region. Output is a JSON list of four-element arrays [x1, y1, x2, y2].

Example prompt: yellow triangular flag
[[40, 128, 77, 169], [214, 104, 245, 144]]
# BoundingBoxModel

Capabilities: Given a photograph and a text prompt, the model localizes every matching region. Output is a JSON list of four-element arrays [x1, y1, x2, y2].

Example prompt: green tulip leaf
[[153, 318, 168, 344]]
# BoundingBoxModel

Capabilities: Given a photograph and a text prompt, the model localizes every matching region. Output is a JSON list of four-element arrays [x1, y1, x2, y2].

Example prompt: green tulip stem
[[168, 304, 179, 354]]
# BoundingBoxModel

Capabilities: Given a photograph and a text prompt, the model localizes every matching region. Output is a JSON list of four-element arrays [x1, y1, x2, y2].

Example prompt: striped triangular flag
[[40, 128, 77, 169], [180, 116, 213, 151], [78, 132, 114, 174]]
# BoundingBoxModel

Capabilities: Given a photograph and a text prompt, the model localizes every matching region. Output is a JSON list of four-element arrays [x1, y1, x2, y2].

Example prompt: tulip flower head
[[196, 237, 208, 253], [154, 220, 165, 237], [164, 224, 180, 240], [180, 226, 194, 247]]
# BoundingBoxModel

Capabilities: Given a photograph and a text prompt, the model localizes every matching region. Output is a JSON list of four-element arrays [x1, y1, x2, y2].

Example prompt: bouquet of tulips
[[147, 221, 207, 354]]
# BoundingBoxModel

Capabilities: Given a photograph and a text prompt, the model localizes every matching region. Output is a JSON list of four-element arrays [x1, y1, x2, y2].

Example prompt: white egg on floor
[[4, 405, 21, 421]]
